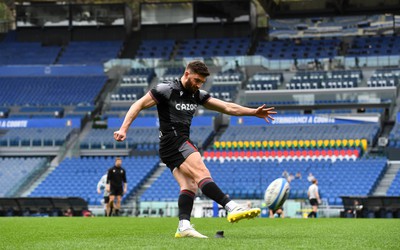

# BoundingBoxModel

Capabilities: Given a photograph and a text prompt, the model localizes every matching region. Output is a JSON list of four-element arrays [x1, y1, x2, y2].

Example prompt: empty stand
[[175, 37, 250, 58], [0, 157, 47, 197], [29, 156, 159, 205], [0, 76, 107, 106], [57, 41, 122, 65], [0, 128, 74, 147]]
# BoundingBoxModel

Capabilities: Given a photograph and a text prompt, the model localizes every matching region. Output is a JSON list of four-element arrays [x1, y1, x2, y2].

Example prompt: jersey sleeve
[[198, 90, 211, 105], [150, 83, 172, 104]]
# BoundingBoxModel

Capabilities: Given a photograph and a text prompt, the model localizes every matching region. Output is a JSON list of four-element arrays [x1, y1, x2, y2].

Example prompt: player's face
[[186, 72, 206, 93], [115, 159, 122, 167]]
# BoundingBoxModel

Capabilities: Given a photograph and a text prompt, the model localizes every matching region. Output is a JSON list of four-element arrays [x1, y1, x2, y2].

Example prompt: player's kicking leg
[[181, 153, 261, 224]]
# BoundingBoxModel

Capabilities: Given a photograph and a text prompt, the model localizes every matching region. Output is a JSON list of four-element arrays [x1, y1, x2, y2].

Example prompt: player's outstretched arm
[[114, 93, 156, 142], [204, 97, 276, 123]]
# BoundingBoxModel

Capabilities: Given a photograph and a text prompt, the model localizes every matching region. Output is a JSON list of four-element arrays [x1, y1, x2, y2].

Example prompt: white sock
[[179, 219, 191, 230], [225, 201, 239, 212]]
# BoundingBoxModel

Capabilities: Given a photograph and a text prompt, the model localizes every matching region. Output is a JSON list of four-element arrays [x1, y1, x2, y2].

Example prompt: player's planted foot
[[227, 206, 261, 223], [175, 225, 208, 238]]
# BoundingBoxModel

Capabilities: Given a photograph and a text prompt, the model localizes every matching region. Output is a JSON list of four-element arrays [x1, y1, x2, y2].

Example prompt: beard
[[186, 78, 199, 93]]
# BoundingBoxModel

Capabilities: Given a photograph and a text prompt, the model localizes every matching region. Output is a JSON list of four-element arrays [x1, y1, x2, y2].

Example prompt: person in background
[[106, 157, 127, 216], [97, 172, 110, 216], [269, 208, 284, 218], [307, 179, 321, 218]]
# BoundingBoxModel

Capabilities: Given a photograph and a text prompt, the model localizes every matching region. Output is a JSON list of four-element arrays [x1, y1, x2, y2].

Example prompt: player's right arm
[[114, 92, 157, 142]]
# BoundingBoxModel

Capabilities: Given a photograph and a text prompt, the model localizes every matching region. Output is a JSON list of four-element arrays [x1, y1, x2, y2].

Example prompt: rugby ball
[[264, 178, 290, 212]]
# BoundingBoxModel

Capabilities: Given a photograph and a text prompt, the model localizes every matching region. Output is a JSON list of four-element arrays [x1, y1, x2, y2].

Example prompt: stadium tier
[[0, 128, 74, 147], [212, 139, 367, 151], [159, 67, 184, 82], [217, 124, 379, 144], [141, 158, 387, 205], [80, 127, 159, 150], [368, 68, 400, 87], [387, 171, 400, 196], [212, 69, 244, 84], [29, 156, 159, 205], [209, 84, 239, 102], [388, 123, 400, 148], [0, 42, 61, 65], [287, 70, 362, 89], [121, 68, 156, 86], [80, 126, 214, 150], [247, 72, 283, 91], [348, 36, 400, 56], [0, 76, 107, 106], [0, 157, 47, 197], [175, 37, 250, 58], [57, 41, 122, 65], [135, 39, 175, 59], [255, 38, 340, 59]]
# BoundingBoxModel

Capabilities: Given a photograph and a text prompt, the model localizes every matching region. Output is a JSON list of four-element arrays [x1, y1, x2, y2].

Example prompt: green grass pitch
[[1, 217, 399, 249]]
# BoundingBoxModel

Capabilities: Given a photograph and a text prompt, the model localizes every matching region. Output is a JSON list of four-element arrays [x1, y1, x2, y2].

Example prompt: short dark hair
[[186, 60, 210, 77]]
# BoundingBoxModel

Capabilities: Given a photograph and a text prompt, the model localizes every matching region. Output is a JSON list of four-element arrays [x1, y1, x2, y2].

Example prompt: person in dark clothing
[[113, 60, 276, 238], [106, 157, 127, 216]]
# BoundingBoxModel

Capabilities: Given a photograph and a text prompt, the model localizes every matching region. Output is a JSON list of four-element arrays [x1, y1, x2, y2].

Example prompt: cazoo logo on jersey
[[175, 103, 197, 111]]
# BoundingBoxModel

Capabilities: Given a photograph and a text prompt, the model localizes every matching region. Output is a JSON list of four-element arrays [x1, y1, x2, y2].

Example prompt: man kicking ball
[[114, 61, 276, 238]]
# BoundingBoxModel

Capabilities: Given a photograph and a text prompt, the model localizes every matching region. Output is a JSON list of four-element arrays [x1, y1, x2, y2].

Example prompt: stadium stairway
[[372, 161, 400, 196], [19, 121, 93, 197], [122, 162, 166, 206]]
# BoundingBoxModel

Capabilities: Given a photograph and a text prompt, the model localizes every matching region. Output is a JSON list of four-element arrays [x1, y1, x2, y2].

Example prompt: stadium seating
[[255, 38, 340, 59], [141, 157, 387, 204], [0, 76, 107, 106], [209, 84, 239, 102], [367, 69, 400, 88], [175, 37, 250, 58], [287, 70, 362, 90], [387, 170, 400, 196], [218, 124, 379, 145], [347, 36, 400, 56], [213, 69, 243, 84], [29, 156, 159, 205], [388, 123, 400, 148], [135, 39, 175, 59], [0, 42, 60, 65], [0, 128, 74, 147], [57, 41, 122, 65], [111, 86, 147, 102], [80, 125, 214, 150], [247, 72, 283, 91], [0, 157, 47, 196], [159, 67, 183, 82], [120, 68, 156, 86]]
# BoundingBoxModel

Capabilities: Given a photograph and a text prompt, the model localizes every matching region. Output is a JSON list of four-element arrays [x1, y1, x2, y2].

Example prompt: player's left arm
[[203, 97, 276, 122]]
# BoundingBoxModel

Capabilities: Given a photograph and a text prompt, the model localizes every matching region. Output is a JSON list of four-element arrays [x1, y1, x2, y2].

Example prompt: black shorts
[[159, 133, 198, 172], [110, 186, 123, 196], [104, 196, 109, 203], [310, 198, 319, 206]]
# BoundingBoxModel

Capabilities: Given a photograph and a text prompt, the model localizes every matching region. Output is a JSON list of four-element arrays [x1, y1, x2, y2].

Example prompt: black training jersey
[[149, 79, 211, 137], [106, 166, 127, 188]]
